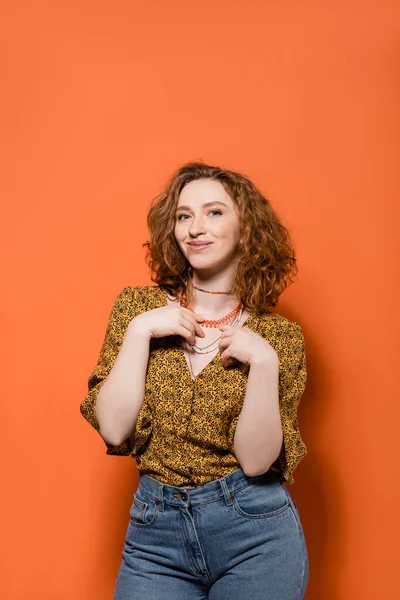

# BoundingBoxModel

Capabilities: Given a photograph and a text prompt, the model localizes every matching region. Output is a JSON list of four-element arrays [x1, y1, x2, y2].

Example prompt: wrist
[[127, 315, 152, 341], [249, 352, 278, 369]]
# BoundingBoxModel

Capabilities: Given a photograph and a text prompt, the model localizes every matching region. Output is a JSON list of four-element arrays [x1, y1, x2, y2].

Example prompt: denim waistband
[[138, 467, 283, 507]]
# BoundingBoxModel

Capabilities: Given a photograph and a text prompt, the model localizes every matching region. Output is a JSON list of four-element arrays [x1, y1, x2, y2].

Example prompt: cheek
[[174, 223, 182, 240], [217, 222, 240, 243], [174, 225, 187, 250]]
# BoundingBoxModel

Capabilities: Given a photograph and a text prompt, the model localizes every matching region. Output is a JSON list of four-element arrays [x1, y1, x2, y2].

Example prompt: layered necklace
[[179, 284, 244, 356]]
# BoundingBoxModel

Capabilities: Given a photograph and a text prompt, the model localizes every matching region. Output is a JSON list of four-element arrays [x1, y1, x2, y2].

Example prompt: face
[[174, 179, 242, 275]]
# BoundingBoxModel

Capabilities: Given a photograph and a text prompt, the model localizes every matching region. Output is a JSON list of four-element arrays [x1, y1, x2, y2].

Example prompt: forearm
[[233, 357, 283, 476], [95, 320, 151, 446]]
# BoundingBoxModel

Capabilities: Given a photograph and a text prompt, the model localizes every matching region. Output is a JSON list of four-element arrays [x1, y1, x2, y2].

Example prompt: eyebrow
[[175, 201, 228, 212]]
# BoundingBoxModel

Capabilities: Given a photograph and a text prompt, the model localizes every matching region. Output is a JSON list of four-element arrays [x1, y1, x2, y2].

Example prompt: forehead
[[177, 179, 233, 206]]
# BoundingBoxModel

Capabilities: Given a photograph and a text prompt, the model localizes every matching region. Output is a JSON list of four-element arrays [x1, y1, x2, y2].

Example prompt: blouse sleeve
[[227, 319, 307, 483], [275, 321, 308, 484], [79, 285, 147, 456]]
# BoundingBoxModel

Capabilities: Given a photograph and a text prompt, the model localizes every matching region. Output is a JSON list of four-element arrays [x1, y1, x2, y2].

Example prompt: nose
[[188, 215, 206, 236]]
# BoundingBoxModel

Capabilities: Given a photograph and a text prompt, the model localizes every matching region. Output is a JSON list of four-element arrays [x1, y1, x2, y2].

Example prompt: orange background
[[1, 1, 399, 598]]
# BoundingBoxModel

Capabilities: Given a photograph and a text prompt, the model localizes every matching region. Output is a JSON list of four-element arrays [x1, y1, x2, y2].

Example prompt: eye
[[176, 209, 222, 221]]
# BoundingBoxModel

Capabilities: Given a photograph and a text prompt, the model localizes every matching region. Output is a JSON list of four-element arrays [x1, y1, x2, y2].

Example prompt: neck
[[187, 275, 239, 315]]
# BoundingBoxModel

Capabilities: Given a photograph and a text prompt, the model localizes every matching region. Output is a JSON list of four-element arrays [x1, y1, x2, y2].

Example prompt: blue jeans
[[113, 467, 309, 599]]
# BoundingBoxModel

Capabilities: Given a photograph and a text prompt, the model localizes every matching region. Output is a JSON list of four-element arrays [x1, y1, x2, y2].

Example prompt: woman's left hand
[[218, 324, 278, 367]]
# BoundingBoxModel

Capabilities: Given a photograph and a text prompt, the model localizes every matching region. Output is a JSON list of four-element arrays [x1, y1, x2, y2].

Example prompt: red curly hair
[[142, 161, 298, 310]]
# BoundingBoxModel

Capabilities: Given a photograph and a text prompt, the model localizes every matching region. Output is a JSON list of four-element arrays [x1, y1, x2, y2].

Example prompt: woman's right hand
[[130, 305, 206, 346]]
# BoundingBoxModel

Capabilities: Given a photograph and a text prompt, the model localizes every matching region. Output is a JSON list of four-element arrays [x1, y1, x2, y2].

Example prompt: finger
[[176, 324, 196, 346], [218, 333, 233, 348], [219, 349, 232, 367], [219, 330, 233, 340], [180, 309, 205, 337], [181, 307, 205, 323], [181, 315, 205, 339], [218, 337, 230, 352], [189, 315, 206, 338], [193, 312, 206, 323]]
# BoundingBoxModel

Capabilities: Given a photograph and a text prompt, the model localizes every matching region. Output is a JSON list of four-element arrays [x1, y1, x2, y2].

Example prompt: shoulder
[[258, 310, 304, 335], [256, 310, 305, 355], [114, 285, 165, 313]]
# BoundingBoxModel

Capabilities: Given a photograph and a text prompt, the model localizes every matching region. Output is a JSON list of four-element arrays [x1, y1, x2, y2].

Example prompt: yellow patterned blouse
[[80, 285, 307, 487]]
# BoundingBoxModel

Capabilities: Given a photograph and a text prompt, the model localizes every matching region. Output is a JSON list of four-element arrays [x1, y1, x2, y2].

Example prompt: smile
[[187, 243, 213, 252]]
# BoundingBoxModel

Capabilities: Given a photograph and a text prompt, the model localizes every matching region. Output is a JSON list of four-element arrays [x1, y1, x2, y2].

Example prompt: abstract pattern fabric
[[80, 286, 307, 486]]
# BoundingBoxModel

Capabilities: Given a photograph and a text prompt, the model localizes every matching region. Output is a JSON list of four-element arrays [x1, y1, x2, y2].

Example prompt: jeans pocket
[[129, 488, 159, 528], [232, 480, 290, 519]]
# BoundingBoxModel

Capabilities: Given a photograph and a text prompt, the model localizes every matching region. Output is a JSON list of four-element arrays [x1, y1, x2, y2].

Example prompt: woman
[[80, 161, 309, 599]]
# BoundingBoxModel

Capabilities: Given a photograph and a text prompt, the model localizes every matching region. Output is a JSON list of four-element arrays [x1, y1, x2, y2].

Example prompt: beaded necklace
[[179, 284, 245, 358], [179, 297, 243, 328]]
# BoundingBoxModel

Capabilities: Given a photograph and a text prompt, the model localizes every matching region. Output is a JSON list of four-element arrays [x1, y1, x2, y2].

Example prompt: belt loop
[[220, 476, 234, 506], [155, 481, 165, 512]]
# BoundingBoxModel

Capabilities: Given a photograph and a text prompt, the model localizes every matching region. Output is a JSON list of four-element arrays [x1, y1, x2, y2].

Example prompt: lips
[[187, 242, 213, 252], [188, 242, 212, 246]]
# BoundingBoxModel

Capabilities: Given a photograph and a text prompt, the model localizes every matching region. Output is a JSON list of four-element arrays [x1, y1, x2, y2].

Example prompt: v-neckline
[[157, 286, 259, 383]]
